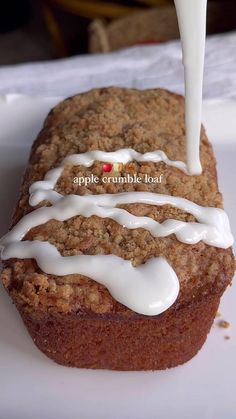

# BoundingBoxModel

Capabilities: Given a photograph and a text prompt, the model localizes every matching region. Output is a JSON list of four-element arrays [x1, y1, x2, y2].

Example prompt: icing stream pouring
[[174, 0, 207, 175]]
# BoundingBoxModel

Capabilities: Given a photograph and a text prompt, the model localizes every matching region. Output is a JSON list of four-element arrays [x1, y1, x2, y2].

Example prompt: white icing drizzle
[[1, 241, 179, 316], [29, 148, 188, 197], [0, 146, 234, 316], [174, 0, 207, 175], [64, 148, 188, 173], [2, 192, 233, 250]]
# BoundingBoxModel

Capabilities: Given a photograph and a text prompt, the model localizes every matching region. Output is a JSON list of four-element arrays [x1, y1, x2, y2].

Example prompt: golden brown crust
[[0, 87, 235, 370], [16, 292, 220, 370]]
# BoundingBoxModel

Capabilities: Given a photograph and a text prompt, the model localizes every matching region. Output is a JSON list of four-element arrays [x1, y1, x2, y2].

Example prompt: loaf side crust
[[16, 292, 221, 370]]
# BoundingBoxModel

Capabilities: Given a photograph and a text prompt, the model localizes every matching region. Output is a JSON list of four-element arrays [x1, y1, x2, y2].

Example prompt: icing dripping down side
[[1, 241, 179, 316], [174, 0, 207, 175]]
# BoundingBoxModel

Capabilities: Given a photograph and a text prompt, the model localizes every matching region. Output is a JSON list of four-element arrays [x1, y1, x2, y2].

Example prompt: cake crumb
[[224, 335, 230, 340], [216, 311, 221, 318], [218, 320, 230, 329]]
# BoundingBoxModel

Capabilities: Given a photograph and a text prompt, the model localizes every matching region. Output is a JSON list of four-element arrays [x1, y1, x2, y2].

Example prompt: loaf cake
[[0, 87, 234, 370]]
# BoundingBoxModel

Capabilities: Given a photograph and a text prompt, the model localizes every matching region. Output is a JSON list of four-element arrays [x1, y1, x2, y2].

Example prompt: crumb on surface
[[218, 320, 230, 329]]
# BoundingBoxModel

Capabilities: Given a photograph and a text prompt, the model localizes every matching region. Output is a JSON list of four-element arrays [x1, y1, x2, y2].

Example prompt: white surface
[[0, 31, 236, 99], [0, 95, 235, 419]]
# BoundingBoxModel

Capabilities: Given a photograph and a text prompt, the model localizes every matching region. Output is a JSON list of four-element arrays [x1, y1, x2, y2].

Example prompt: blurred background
[[0, 0, 236, 65]]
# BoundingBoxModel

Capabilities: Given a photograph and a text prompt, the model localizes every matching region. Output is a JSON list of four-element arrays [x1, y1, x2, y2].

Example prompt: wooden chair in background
[[40, 0, 172, 56], [40, 0, 236, 56]]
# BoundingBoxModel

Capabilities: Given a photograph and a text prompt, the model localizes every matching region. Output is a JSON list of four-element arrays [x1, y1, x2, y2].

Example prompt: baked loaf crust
[[1, 87, 234, 370]]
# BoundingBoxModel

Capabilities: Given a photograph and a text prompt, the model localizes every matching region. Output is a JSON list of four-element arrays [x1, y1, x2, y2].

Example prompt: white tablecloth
[[0, 31, 236, 99]]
